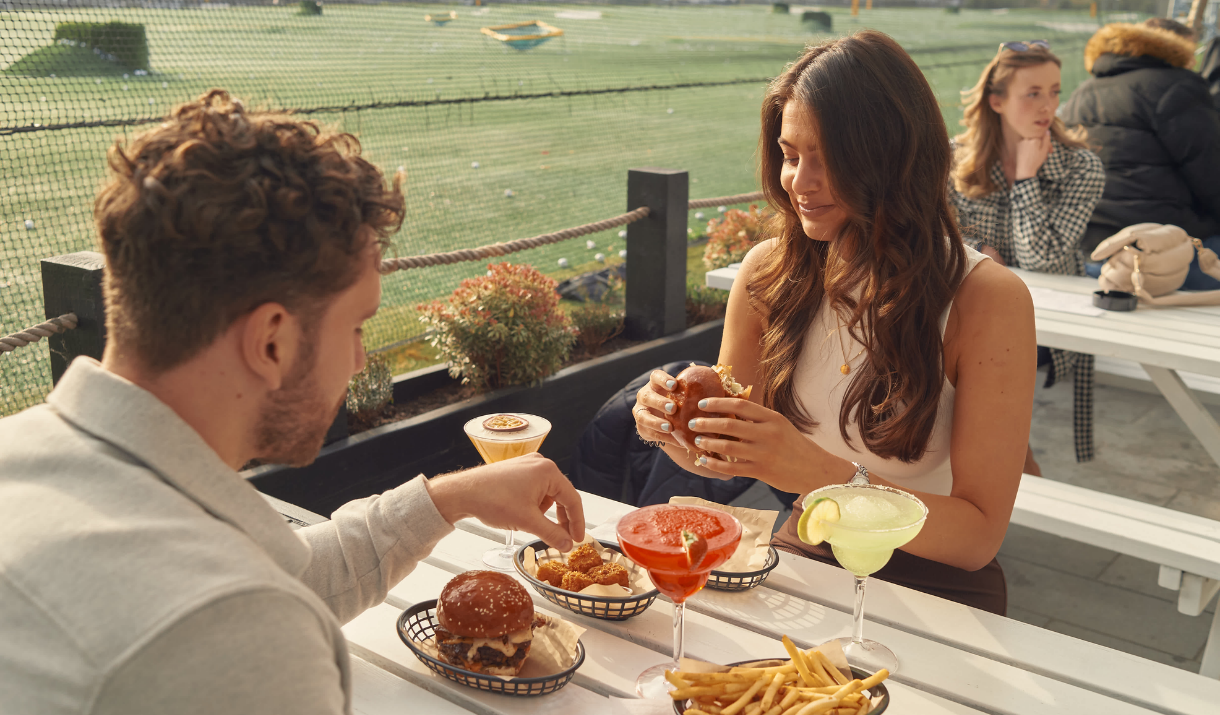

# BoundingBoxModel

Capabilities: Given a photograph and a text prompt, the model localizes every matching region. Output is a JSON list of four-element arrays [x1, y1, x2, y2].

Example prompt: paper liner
[[418, 612, 585, 681], [523, 532, 655, 597], [668, 496, 777, 572]]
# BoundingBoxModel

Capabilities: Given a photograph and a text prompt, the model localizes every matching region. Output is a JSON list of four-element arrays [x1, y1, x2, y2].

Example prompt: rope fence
[[689, 191, 765, 210], [2, 191, 767, 354], [0, 314, 78, 355], [380, 206, 651, 273]]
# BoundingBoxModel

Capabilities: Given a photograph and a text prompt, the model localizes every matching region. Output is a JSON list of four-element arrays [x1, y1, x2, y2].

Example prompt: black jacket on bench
[[1060, 23, 1220, 254]]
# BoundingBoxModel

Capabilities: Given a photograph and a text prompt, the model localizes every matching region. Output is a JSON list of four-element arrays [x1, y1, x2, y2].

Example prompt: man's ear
[[240, 302, 302, 392]]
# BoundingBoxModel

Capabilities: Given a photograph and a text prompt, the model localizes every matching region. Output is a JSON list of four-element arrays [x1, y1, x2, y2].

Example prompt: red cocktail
[[617, 504, 742, 698]]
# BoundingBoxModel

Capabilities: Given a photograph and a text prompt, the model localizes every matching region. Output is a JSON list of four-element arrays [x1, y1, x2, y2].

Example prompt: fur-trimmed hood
[[1085, 23, 1196, 73]]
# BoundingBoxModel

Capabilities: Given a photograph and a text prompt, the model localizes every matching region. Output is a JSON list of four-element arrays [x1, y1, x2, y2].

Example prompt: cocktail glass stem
[[852, 576, 867, 646], [504, 529, 515, 555], [834, 573, 900, 675], [672, 600, 686, 668], [634, 599, 686, 698]]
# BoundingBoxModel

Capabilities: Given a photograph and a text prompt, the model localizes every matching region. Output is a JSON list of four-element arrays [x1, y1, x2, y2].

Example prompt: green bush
[[773, 3, 791, 13], [346, 353, 393, 420], [299, 1, 323, 16], [571, 303, 624, 356], [53, 22, 148, 72], [801, 11, 833, 32], [417, 263, 577, 390], [686, 279, 730, 327]]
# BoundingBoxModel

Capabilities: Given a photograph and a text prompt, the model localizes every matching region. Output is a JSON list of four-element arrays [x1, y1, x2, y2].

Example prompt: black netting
[[2, 1, 1103, 415]]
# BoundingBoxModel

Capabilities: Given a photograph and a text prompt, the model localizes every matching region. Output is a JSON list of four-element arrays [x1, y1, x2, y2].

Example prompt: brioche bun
[[436, 570, 533, 638], [669, 363, 751, 462]]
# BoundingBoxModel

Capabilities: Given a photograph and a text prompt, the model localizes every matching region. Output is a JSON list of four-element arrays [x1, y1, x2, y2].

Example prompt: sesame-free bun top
[[437, 570, 534, 638]]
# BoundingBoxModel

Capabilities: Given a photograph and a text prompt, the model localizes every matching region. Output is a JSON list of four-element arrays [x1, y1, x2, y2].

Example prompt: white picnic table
[[283, 489, 1220, 715], [705, 263, 1220, 468]]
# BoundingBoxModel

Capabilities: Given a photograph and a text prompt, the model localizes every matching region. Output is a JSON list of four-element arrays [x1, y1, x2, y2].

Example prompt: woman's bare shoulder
[[734, 237, 778, 280], [953, 258, 1034, 326]]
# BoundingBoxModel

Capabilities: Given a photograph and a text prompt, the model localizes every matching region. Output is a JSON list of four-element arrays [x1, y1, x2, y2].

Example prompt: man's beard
[[253, 342, 345, 468]]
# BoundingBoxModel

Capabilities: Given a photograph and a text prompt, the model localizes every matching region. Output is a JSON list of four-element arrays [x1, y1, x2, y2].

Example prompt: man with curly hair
[[0, 90, 585, 714]]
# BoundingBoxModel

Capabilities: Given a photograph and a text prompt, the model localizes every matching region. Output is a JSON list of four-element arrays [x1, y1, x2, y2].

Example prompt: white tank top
[[789, 246, 989, 497]]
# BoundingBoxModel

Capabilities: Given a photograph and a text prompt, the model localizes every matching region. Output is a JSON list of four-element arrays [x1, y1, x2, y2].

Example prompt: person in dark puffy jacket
[[1060, 21, 1220, 289], [1202, 36, 1220, 107]]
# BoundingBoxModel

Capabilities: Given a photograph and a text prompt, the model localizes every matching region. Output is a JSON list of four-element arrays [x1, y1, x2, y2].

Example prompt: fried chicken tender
[[535, 560, 570, 587], [566, 543, 604, 574], [587, 563, 629, 588], [561, 570, 596, 592]]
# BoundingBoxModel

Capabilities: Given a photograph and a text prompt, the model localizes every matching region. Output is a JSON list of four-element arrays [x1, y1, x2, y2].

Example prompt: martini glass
[[463, 413, 552, 570], [802, 483, 927, 675], [617, 504, 742, 698]]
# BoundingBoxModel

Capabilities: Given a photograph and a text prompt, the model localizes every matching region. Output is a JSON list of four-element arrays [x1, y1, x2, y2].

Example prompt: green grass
[[0, 4, 1132, 415], [2, 43, 133, 77]]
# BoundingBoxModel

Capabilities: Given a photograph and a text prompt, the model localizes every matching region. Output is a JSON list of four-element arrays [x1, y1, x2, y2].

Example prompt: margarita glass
[[463, 413, 552, 571], [800, 483, 927, 675], [617, 504, 742, 698]]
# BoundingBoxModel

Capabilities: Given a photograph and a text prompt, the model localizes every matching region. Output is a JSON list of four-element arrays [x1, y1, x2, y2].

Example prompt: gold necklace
[[835, 318, 866, 375]]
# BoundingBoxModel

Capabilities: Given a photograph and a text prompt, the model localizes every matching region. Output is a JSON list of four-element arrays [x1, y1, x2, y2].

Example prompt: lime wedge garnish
[[797, 497, 840, 546]]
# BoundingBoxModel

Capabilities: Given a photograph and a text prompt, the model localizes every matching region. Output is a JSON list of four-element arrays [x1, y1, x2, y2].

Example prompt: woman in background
[[951, 42, 1105, 467], [950, 41, 1104, 274], [632, 31, 1037, 615]]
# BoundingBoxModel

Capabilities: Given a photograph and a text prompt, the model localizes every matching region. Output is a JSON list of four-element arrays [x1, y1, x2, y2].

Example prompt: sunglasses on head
[[1000, 39, 1050, 52]]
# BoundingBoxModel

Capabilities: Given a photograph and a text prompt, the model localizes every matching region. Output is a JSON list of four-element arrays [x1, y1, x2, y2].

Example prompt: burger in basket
[[668, 363, 752, 465], [433, 571, 546, 676]]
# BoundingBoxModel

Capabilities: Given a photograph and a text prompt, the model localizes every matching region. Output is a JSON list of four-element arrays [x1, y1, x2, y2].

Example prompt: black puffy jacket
[[1060, 23, 1220, 253]]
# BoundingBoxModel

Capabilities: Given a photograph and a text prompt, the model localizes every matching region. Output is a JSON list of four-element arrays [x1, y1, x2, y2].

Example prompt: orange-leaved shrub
[[702, 204, 770, 270], [417, 262, 576, 390]]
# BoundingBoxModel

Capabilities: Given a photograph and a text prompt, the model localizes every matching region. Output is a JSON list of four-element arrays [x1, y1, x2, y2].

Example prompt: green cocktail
[[798, 483, 928, 675]]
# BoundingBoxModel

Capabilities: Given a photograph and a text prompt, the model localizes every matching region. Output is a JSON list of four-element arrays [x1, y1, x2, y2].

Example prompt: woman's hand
[[633, 369, 682, 449], [682, 396, 852, 494], [1014, 130, 1052, 181]]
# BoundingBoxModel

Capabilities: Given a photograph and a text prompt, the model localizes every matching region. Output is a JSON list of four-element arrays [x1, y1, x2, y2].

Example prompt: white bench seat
[[1011, 474, 1220, 678]]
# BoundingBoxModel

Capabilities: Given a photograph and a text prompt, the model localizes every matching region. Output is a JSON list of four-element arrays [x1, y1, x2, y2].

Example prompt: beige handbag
[[1090, 223, 1220, 306]]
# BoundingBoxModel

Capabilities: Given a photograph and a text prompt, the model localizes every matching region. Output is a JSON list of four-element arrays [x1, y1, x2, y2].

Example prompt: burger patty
[[437, 641, 530, 670], [434, 615, 545, 671]]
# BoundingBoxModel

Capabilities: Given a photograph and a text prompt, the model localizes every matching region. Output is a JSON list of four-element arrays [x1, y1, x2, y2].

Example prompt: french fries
[[667, 640, 889, 715]]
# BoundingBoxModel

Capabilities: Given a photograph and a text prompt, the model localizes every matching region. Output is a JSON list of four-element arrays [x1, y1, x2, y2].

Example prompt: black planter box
[[244, 320, 724, 516]]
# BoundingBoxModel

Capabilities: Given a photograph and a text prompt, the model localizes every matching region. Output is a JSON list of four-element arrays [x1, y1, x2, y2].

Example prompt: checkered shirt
[[950, 139, 1106, 462]]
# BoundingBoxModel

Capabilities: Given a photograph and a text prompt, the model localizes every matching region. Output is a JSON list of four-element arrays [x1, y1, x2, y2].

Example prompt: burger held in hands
[[668, 364, 752, 465]]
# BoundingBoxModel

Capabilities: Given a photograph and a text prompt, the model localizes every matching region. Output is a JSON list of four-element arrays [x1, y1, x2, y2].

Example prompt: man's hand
[[425, 453, 585, 552]]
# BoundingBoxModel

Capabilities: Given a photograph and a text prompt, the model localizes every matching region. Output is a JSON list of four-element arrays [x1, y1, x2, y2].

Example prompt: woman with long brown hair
[[953, 42, 1104, 466], [632, 31, 1036, 615], [951, 41, 1103, 276]]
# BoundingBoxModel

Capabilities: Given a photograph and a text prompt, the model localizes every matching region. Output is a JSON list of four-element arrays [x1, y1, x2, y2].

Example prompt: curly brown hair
[[752, 31, 967, 463], [94, 89, 405, 372]]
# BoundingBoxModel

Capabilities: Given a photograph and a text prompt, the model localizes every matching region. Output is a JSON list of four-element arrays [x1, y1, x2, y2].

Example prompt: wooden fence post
[[41, 251, 106, 385], [624, 168, 689, 341]]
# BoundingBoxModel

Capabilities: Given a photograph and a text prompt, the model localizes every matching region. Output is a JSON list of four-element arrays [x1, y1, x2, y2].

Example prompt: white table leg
[[1202, 607, 1220, 679], [1141, 364, 1220, 468]]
